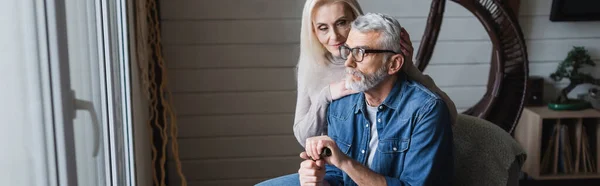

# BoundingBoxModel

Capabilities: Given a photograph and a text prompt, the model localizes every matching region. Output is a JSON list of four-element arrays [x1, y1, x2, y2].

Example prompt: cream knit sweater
[[293, 56, 347, 147]]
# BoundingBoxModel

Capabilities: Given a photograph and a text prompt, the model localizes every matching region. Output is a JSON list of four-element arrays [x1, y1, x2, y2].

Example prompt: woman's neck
[[325, 53, 345, 65]]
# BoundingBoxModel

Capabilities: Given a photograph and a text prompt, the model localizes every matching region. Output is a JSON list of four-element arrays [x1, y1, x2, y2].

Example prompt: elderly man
[[257, 13, 454, 186]]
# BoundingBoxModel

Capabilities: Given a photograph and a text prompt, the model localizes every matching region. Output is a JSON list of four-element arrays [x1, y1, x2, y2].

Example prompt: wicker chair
[[415, 0, 529, 134]]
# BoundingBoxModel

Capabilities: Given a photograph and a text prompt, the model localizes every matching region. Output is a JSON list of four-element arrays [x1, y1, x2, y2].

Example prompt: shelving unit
[[515, 107, 600, 180]]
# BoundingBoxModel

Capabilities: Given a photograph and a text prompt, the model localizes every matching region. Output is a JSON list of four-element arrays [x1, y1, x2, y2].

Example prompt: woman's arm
[[293, 84, 332, 147]]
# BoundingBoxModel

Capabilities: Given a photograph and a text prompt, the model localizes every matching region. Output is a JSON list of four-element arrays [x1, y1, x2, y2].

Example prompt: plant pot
[[547, 99, 591, 111]]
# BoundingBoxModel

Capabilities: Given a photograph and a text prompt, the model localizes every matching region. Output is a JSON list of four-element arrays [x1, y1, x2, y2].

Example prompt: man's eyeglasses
[[339, 45, 398, 62]]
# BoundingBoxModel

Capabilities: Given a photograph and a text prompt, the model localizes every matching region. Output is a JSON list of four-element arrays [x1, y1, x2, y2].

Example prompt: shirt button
[[361, 150, 365, 154], [378, 118, 381, 123], [378, 106, 383, 110], [365, 124, 369, 128], [393, 147, 398, 151]]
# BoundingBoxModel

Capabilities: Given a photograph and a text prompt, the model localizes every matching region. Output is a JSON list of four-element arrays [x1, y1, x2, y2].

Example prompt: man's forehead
[[346, 29, 380, 48]]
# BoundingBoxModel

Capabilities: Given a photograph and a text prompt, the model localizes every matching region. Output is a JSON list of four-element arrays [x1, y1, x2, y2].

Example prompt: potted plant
[[548, 46, 600, 110]]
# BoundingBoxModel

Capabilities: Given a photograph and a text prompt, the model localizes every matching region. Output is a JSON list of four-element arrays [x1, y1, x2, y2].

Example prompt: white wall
[[160, 0, 600, 185]]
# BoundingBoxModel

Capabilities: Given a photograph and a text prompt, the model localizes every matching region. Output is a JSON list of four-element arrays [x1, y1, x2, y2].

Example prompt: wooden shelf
[[525, 107, 600, 119], [515, 107, 600, 180]]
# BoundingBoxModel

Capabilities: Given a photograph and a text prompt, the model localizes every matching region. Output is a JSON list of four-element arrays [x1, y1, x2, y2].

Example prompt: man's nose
[[344, 56, 356, 68]]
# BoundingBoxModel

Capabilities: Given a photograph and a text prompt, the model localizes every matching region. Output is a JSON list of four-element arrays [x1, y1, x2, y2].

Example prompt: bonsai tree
[[550, 46, 600, 103]]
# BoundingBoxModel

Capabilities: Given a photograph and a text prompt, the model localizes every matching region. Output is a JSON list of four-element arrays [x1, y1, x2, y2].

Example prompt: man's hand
[[298, 153, 327, 186], [305, 136, 349, 167]]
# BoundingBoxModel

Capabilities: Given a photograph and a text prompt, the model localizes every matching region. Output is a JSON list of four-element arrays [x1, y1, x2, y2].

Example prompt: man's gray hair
[[351, 13, 402, 55]]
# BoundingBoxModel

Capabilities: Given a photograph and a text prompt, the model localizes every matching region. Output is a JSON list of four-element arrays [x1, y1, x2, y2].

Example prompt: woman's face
[[312, 2, 355, 57]]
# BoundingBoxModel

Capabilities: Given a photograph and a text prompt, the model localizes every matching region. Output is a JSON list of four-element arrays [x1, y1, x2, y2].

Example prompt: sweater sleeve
[[293, 85, 333, 147]]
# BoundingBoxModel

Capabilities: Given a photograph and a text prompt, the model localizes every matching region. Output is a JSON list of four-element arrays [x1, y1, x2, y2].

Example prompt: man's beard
[[345, 64, 389, 92]]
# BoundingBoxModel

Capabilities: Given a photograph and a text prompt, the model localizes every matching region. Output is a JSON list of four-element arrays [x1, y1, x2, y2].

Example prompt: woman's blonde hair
[[296, 0, 363, 92], [296, 3, 458, 125], [298, 0, 363, 67]]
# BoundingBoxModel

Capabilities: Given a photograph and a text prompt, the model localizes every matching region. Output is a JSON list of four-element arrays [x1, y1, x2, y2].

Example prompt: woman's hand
[[330, 80, 358, 100], [400, 27, 414, 64]]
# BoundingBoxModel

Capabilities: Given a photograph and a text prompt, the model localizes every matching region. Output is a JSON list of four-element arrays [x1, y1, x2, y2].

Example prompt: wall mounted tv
[[550, 0, 600, 21]]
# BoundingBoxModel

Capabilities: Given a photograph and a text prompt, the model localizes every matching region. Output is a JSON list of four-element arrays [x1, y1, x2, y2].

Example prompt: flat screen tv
[[550, 0, 600, 21]]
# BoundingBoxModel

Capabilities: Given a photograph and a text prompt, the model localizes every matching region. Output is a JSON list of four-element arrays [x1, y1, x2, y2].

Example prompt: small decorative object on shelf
[[526, 76, 546, 106], [585, 88, 600, 110], [548, 46, 600, 111]]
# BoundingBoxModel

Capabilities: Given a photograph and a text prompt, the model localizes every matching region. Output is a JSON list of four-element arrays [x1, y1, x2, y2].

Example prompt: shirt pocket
[[328, 103, 354, 121], [378, 138, 410, 154], [331, 136, 352, 155], [373, 138, 410, 174]]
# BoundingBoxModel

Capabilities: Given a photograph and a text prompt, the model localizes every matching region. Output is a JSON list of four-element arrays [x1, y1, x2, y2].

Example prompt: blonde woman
[[293, 0, 457, 147]]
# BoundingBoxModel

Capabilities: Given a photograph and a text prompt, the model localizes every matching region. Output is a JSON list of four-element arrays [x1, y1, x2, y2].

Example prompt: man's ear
[[388, 54, 404, 75]]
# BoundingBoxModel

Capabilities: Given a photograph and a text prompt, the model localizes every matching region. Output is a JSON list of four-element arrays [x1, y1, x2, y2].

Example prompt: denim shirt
[[324, 74, 454, 186]]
